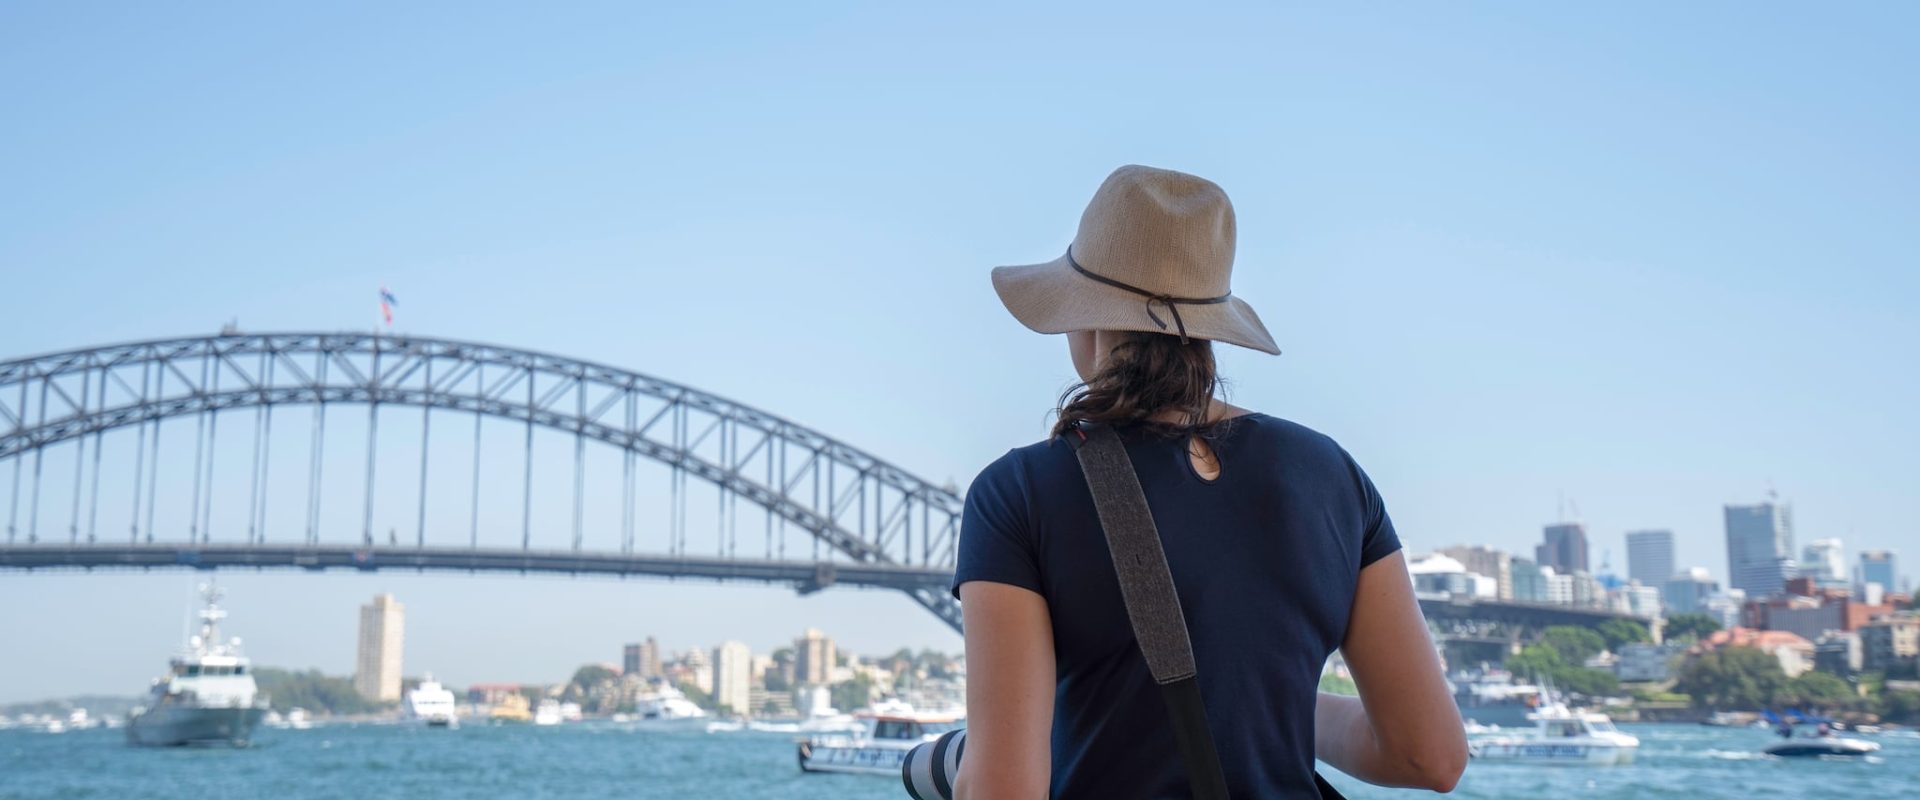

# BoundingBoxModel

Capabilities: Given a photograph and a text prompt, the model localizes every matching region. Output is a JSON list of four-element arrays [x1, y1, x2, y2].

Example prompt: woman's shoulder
[[1228, 412, 1349, 460]]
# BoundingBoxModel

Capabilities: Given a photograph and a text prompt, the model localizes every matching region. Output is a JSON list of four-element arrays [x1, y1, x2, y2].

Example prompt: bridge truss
[[0, 333, 964, 631]]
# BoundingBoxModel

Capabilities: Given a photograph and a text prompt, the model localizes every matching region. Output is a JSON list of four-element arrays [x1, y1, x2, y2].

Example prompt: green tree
[[831, 674, 875, 712], [1883, 690, 1920, 723], [675, 680, 715, 710], [1665, 613, 1722, 643], [1318, 673, 1357, 696], [1772, 671, 1856, 711], [1673, 647, 1786, 710], [1596, 619, 1651, 651], [1503, 644, 1618, 698], [1538, 626, 1607, 664], [253, 667, 385, 715]]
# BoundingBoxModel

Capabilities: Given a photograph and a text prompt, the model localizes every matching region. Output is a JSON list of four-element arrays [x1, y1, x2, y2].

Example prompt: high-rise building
[[354, 593, 405, 702], [623, 637, 662, 678], [1536, 523, 1590, 575], [1725, 502, 1795, 599], [712, 641, 754, 716], [1439, 545, 1513, 600], [1510, 558, 1548, 603], [1663, 567, 1719, 615], [1800, 539, 1846, 587], [795, 628, 837, 686], [1860, 550, 1898, 596], [1625, 530, 1675, 586]]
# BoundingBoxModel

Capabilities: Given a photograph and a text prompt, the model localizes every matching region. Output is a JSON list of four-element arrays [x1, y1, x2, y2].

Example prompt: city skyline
[[3, 2, 1917, 702]]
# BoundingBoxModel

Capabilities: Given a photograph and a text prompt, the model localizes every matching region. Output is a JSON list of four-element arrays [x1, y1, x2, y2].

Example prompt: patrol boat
[[1467, 702, 1640, 765], [797, 701, 963, 776], [126, 584, 270, 747]]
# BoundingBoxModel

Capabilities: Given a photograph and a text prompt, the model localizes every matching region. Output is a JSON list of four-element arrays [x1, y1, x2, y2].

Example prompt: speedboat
[[1762, 714, 1880, 758], [1765, 736, 1881, 758], [1467, 702, 1639, 765], [797, 703, 964, 776]]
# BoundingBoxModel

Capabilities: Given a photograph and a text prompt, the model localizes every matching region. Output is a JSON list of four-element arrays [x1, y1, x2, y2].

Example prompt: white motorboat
[[405, 675, 459, 728], [533, 700, 564, 726], [125, 584, 270, 747], [1467, 703, 1639, 765], [797, 704, 964, 776]]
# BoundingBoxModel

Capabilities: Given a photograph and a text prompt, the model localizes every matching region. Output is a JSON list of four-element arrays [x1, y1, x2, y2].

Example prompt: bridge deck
[[0, 544, 954, 593]]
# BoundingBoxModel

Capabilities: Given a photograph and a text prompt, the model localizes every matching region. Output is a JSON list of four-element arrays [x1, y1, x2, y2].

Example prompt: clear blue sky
[[2, 2, 1915, 702]]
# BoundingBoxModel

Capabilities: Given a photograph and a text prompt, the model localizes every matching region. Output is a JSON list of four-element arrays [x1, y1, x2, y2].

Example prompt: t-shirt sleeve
[[950, 450, 1043, 600], [1346, 451, 1403, 569]]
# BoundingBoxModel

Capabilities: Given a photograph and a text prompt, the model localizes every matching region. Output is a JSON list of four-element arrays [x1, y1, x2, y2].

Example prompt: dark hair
[[1052, 332, 1223, 439]]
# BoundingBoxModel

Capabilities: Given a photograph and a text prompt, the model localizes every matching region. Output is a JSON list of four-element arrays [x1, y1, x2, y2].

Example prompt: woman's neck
[[1146, 398, 1248, 427]]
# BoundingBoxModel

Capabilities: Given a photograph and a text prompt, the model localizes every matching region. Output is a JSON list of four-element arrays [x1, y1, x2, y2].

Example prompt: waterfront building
[[622, 637, 662, 679], [1799, 538, 1846, 588], [1860, 550, 1898, 596], [1703, 589, 1747, 630], [1536, 523, 1590, 575], [1860, 613, 1919, 677], [1510, 558, 1548, 603], [1542, 566, 1573, 605], [682, 648, 713, 694], [1664, 567, 1719, 615], [1745, 577, 1896, 641], [1693, 627, 1814, 678], [1609, 581, 1663, 620], [1625, 530, 1675, 586], [712, 641, 753, 716], [1615, 642, 1684, 682], [1439, 545, 1513, 600], [1814, 632, 1863, 676], [795, 628, 837, 687], [1409, 553, 1497, 598], [1725, 501, 1795, 599], [354, 593, 405, 703]]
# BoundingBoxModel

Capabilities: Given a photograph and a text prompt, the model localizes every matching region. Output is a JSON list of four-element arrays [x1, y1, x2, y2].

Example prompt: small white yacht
[[405, 675, 459, 728], [1467, 702, 1639, 765], [533, 700, 564, 726], [126, 584, 270, 747], [635, 684, 708, 722], [797, 702, 964, 776]]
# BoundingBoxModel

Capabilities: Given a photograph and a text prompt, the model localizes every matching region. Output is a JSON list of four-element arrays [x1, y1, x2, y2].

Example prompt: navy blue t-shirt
[[952, 414, 1402, 799]]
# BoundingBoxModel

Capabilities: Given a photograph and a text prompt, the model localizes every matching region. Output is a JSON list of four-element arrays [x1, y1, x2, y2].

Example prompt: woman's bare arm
[[952, 581, 1055, 800], [1316, 550, 1467, 791]]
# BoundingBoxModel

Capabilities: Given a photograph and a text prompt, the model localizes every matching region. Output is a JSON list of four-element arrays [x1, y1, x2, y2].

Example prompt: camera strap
[[1068, 424, 1230, 799], [1068, 423, 1347, 800]]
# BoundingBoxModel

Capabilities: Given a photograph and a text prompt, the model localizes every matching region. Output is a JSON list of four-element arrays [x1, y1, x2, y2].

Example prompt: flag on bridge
[[379, 286, 397, 326]]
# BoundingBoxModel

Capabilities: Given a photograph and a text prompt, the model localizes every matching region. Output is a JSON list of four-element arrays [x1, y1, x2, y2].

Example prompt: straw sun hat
[[990, 165, 1280, 355]]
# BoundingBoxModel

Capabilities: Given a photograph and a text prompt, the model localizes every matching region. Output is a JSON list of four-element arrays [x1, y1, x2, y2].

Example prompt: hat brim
[[990, 253, 1281, 355]]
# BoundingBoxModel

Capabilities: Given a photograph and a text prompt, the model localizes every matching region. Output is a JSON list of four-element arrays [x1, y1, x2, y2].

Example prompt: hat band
[[1065, 247, 1230, 344]]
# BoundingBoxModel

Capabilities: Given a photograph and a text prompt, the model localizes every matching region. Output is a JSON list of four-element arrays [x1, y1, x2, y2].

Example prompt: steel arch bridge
[[0, 332, 964, 631]]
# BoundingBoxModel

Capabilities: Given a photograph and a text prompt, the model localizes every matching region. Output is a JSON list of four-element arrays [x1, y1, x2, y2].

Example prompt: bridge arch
[[0, 332, 964, 630]]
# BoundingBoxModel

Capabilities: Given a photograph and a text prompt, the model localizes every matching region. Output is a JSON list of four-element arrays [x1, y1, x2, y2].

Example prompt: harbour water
[[1, 722, 1913, 798]]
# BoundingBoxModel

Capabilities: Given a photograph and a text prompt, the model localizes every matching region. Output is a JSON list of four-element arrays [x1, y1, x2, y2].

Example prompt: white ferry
[[797, 703, 964, 776], [1467, 703, 1639, 765], [405, 675, 459, 728], [126, 584, 270, 747]]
